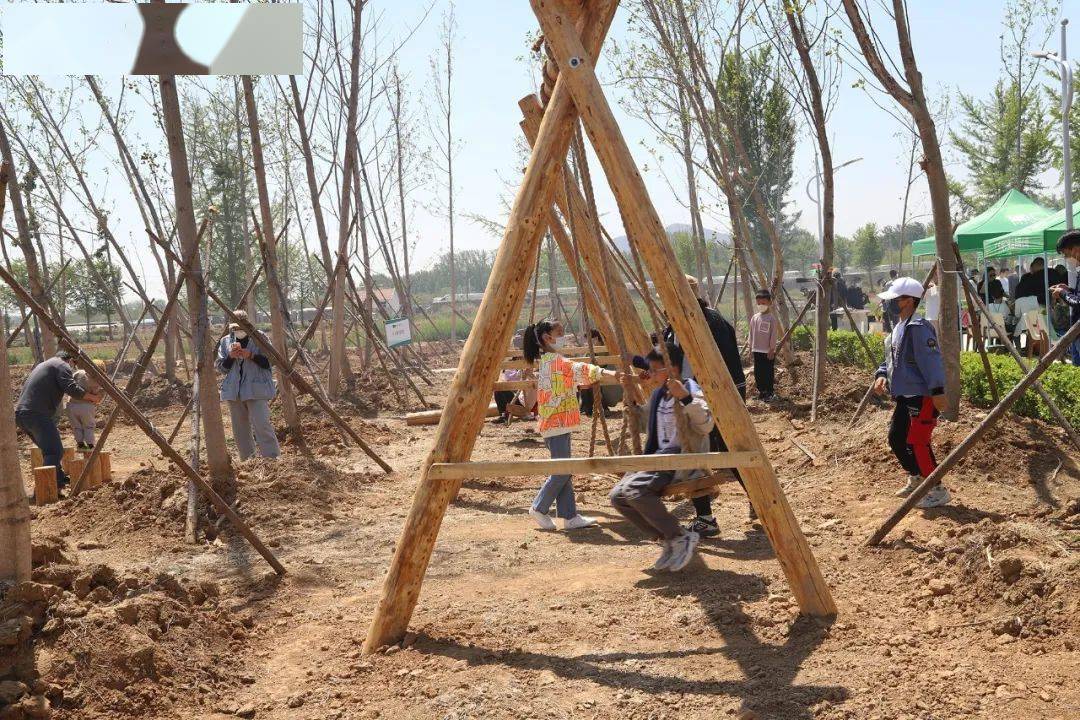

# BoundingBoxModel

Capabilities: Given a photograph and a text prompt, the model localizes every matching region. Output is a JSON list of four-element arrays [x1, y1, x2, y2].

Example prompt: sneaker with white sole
[[916, 485, 951, 509], [667, 531, 700, 572], [529, 509, 556, 531], [560, 515, 598, 531], [651, 540, 676, 571], [686, 515, 719, 538], [895, 475, 922, 497]]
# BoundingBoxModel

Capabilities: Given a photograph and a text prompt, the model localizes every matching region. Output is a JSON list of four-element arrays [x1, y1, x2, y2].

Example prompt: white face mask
[[553, 335, 568, 348], [1067, 258, 1078, 271], [234, 331, 248, 340]]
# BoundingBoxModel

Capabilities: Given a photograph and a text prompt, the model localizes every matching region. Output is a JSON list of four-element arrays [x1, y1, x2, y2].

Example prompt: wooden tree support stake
[[0, 262, 286, 575], [772, 293, 815, 358], [868, 318, 1080, 545]]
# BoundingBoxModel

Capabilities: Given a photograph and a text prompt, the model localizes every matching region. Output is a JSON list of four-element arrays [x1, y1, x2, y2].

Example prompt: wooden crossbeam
[[428, 451, 762, 480], [493, 375, 635, 392], [502, 354, 620, 370], [507, 344, 610, 357]]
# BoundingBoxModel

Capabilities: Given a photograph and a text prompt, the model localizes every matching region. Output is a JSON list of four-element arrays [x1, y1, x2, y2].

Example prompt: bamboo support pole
[[868, 318, 1080, 545], [534, 0, 834, 615], [0, 262, 286, 574]]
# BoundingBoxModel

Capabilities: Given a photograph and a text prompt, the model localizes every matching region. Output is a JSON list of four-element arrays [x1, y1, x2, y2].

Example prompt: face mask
[[553, 335, 568, 348], [234, 331, 248, 340], [1067, 258, 1078, 271]]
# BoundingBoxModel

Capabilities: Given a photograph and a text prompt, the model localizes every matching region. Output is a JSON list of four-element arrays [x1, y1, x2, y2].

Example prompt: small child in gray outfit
[[67, 360, 104, 450]]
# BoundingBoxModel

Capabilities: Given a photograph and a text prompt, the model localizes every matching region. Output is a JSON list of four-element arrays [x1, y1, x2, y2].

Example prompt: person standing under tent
[[523, 318, 620, 531], [15, 350, 102, 493], [215, 311, 280, 460], [609, 345, 711, 572], [662, 275, 752, 539], [1050, 230, 1080, 366], [747, 289, 778, 402], [872, 277, 951, 508]]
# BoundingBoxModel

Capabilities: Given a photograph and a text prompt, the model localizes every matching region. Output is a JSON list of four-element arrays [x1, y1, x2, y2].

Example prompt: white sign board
[[385, 318, 411, 348]]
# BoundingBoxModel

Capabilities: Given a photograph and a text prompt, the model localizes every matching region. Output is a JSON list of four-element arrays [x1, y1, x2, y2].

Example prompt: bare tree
[[428, 2, 459, 341], [840, 0, 962, 418], [158, 74, 234, 485]]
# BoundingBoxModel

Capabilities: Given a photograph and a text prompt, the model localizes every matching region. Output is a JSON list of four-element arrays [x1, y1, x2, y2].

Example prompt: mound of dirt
[[1, 537, 246, 719], [131, 376, 190, 411]]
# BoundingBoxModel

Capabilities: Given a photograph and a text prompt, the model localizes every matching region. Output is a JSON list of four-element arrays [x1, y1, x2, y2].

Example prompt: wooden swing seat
[[659, 470, 737, 500], [427, 451, 763, 481]]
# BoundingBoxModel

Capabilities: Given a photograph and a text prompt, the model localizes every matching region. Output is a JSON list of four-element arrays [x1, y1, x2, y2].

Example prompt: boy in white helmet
[[872, 276, 951, 508]]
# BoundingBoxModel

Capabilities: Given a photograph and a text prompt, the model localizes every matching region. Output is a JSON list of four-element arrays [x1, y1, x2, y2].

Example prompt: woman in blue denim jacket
[[215, 311, 280, 459]]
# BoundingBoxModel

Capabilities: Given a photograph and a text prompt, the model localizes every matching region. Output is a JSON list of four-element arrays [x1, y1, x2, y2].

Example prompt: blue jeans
[[1071, 337, 1080, 366], [15, 410, 68, 487], [532, 432, 577, 519]]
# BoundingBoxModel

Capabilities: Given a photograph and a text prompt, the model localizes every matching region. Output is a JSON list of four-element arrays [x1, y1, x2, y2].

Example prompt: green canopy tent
[[910, 189, 1054, 258], [983, 206, 1080, 259]]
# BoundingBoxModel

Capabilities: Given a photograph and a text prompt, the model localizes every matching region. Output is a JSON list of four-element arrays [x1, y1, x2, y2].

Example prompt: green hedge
[[788, 325, 1080, 426]]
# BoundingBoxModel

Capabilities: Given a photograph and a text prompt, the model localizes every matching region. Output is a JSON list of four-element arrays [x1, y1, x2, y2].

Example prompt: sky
[[383, 0, 1080, 271], [4, 0, 1080, 299]]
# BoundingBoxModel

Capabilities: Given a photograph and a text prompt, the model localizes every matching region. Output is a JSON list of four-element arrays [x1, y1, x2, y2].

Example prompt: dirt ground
[[3, 345, 1078, 720]]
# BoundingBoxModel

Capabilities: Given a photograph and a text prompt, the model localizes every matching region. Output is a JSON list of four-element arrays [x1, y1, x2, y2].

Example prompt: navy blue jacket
[[875, 316, 946, 398]]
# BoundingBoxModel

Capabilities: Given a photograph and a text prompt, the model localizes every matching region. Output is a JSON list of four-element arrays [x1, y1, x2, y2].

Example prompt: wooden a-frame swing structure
[[362, 0, 836, 654]]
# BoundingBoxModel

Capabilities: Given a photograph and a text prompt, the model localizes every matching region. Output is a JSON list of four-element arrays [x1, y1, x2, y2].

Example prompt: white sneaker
[[529, 509, 556, 531], [895, 475, 922, 497], [651, 540, 676, 571], [917, 485, 951, 509], [560, 515, 598, 531], [667, 531, 700, 572]]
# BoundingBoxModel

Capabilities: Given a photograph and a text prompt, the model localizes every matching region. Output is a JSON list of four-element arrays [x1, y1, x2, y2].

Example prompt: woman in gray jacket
[[215, 311, 280, 459]]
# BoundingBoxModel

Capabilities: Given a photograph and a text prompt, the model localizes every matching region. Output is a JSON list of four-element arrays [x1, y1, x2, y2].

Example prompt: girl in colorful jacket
[[523, 319, 620, 531]]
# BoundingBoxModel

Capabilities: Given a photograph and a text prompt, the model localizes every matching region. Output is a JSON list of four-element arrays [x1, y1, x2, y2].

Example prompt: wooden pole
[[534, 0, 834, 616], [362, 0, 622, 654], [838, 299, 876, 367], [0, 262, 286, 574], [868, 319, 1080, 545], [847, 380, 878, 429], [4, 258, 71, 348], [69, 219, 208, 496]]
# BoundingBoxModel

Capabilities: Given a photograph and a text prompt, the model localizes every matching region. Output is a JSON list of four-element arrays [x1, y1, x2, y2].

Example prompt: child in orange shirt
[[523, 319, 619, 531]]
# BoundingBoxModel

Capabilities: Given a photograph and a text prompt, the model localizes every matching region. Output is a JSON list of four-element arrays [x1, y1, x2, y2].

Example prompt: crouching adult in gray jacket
[[215, 311, 280, 460]]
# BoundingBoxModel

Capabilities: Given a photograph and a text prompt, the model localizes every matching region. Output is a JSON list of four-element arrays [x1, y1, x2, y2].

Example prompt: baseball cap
[[878, 276, 925, 300]]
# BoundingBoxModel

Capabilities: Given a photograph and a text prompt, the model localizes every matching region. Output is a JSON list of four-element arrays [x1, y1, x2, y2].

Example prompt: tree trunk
[[329, 0, 364, 399], [392, 68, 413, 324], [0, 130, 52, 361], [158, 74, 233, 485], [235, 80, 259, 321], [0, 170, 31, 582], [242, 76, 299, 430]]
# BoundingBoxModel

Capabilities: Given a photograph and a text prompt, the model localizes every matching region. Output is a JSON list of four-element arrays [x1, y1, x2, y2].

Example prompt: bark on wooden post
[[533, 0, 834, 616], [362, 0, 622, 654], [1, 310, 32, 581], [33, 467, 59, 506]]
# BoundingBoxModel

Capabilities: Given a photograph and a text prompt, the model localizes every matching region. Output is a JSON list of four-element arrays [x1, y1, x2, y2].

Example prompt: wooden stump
[[99, 452, 112, 482], [33, 466, 59, 505], [62, 447, 75, 475], [81, 451, 103, 489], [30, 447, 43, 468]]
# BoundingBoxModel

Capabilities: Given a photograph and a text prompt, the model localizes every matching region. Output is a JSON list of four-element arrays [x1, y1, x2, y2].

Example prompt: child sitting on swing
[[523, 318, 620, 531]]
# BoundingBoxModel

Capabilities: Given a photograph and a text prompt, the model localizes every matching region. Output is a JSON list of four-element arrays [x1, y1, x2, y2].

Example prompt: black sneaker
[[686, 515, 719, 538]]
